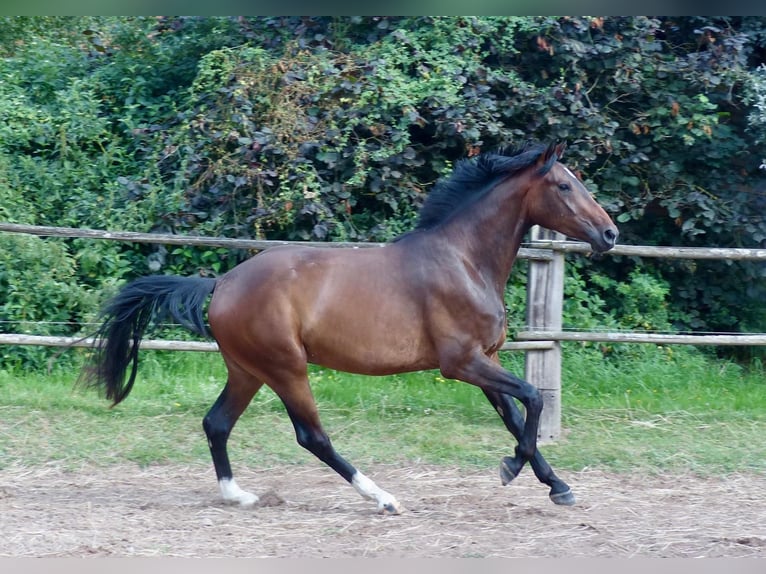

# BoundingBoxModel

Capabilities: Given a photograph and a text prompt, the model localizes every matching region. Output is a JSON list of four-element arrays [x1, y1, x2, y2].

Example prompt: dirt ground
[[1, 461, 765, 558]]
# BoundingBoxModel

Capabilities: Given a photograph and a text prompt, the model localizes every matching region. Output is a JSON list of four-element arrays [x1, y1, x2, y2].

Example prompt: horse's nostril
[[604, 227, 618, 245]]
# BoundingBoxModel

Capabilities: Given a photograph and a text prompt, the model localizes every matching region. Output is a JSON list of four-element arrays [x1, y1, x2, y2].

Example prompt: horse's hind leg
[[483, 389, 575, 506], [274, 371, 402, 515], [203, 360, 263, 506]]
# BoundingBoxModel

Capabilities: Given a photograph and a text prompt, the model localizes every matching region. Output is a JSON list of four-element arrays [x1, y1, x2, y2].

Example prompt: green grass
[[0, 345, 764, 476]]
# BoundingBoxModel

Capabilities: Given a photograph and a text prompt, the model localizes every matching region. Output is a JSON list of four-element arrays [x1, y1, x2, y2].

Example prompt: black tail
[[81, 275, 217, 406]]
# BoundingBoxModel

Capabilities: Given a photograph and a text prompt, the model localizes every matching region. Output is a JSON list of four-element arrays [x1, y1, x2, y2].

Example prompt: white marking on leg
[[352, 471, 402, 515], [219, 478, 259, 507]]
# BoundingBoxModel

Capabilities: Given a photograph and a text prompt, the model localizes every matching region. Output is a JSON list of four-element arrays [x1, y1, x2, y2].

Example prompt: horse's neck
[[437, 188, 530, 290]]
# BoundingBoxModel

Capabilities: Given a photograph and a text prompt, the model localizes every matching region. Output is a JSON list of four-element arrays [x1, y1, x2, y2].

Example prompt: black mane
[[410, 142, 557, 233]]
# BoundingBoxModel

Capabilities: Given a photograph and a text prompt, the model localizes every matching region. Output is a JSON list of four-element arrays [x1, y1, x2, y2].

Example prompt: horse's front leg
[[440, 348, 542, 475], [483, 389, 575, 505]]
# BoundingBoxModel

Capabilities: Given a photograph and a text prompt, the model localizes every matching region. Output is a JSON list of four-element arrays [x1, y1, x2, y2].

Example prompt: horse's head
[[525, 143, 618, 253]]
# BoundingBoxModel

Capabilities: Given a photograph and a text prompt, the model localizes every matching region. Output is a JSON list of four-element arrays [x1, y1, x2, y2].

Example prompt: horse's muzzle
[[592, 226, 619, 253]]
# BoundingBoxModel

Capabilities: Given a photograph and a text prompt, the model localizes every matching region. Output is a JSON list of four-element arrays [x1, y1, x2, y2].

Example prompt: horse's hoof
[[499, 456, 523, 486], [219, 478, 260, 507], [549, 487, 576, 506], [378, 501, 404, 515], [221, 493, 259, 508]]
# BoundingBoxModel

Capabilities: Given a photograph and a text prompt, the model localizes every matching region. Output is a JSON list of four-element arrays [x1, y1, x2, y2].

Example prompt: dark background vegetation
[[1, 16, 765, 367]]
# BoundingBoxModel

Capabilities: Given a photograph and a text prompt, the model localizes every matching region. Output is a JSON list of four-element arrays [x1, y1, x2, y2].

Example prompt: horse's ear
[[537, 142, 562, 171], [554, 142, 567, 159]]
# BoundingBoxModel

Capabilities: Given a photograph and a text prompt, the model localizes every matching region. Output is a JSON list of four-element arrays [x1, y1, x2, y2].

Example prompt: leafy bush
[[501, 16, 766, 337], [0, 234, 96, 368]]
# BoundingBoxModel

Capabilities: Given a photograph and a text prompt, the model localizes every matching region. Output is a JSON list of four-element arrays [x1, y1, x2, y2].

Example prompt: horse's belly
[[302, 314, 435, 375]]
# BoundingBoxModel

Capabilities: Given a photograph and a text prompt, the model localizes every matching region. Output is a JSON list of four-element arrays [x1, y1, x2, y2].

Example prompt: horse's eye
[[558, 183, 571, 192]]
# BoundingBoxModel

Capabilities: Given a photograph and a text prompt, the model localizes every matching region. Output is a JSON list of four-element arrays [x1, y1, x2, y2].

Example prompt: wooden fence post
[[525, 226, 565, 442]]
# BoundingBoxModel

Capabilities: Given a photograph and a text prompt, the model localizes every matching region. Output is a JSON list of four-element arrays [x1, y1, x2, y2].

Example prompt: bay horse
[[83, 142, 617, 514]]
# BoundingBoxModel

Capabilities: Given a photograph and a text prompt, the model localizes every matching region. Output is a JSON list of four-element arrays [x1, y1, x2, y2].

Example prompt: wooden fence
[[2, 222, 765, 441]]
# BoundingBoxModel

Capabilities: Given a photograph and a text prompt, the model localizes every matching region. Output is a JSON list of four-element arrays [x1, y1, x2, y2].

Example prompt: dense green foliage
[[1, 16, 765, 367]]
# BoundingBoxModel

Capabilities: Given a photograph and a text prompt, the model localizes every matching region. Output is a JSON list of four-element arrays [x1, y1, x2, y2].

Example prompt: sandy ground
[[1, 461, 765, 558]]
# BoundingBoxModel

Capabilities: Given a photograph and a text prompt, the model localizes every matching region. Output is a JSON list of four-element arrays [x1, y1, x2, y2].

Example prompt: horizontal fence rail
[[0, 333, 554, 352], [0, 333, 218, 352], [531, 239, 766, 260], [4, 222, 766, 260], [9, 331, 764, 351], [0, 222, 553, 261], [516, 330, 766, 346]]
